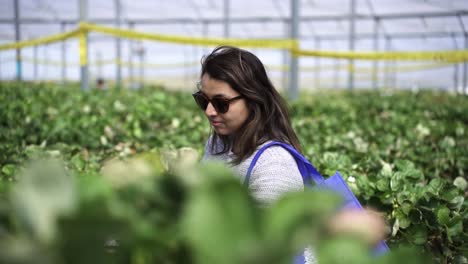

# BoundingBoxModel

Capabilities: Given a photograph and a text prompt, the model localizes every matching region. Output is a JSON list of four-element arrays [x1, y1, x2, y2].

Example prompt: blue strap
[[294, 253, 305, 264], [244, 141, 324, 186]]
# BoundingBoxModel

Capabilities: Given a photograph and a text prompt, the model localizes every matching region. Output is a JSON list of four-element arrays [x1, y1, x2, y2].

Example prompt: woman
[[194, 46, 386, 263]]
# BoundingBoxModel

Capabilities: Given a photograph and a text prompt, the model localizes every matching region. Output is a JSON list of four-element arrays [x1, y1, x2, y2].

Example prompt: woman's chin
[[213, 127, 230, 136]]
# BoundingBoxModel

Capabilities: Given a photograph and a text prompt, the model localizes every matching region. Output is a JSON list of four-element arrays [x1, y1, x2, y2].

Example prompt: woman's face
[[199, 73, 250, 136]]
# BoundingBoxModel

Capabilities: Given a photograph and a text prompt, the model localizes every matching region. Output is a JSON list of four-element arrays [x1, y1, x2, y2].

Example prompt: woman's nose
[[205, 102, 218, 116]]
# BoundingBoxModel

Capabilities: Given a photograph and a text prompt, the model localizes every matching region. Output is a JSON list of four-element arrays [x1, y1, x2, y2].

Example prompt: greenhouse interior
[[0, 1, 467, 264]]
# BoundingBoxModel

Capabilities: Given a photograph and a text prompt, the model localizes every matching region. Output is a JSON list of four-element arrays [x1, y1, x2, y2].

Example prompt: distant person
[[96, 78, 107, 90]]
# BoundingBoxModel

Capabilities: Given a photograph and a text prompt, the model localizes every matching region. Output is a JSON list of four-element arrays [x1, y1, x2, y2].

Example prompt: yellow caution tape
[[79, 22, 297, 50], [293, 48, 468, 62], [0, 29, 80, 51], [79, 31, 87, 66], [267, 62, 455, 73], [0, 22, 466, 64]]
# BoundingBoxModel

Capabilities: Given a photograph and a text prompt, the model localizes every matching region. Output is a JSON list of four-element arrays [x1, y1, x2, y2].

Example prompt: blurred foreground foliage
[[0, 153, 430, 264]]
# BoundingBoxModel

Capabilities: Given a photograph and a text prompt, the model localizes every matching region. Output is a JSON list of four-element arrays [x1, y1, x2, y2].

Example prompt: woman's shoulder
[[245, 141, 304, 206], [254, 141, 298, 165], [246, 141, 303, 177]]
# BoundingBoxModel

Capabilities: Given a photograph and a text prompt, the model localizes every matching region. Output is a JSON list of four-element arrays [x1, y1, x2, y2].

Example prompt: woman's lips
[[211, 121, 223, 127]]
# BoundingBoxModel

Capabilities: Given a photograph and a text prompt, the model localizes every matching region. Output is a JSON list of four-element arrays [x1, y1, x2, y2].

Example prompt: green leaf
[[449, 196, 465, 211], [264, 190, 341, 251], [394, 160, 424, 181], [11, 158, 77, 243], [390, 172, 403, 191], [376, 178, 389, 192], [394, 160, 414, 171], [317, 237, 370, 264], [181, 170, 261, 264], [70, 154, 86, 171], [453, 177, 467, 191], [427, 178, 445, 195], [1, 164, 15, 177], [446, 221, 463, 242], [407, 226, 428, 245], [380, 161, 393, 178], [400, 201, 413, 215], [453, 255, 468, 264], [394, 210, 411, 229], [436, 206, 450, 226], [441, 188, 459, 202]]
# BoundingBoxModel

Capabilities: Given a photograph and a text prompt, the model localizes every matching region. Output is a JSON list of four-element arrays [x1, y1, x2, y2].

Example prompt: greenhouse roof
[[1, 0, 467, 41], [1, 0, 467, 91]]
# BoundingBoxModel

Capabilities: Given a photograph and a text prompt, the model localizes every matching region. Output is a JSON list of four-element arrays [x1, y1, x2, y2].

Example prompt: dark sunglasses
[[192, 91, 243, 114]]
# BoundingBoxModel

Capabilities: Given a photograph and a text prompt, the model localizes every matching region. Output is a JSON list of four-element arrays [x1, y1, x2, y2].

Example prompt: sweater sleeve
[[201, 137, 212, 161], [247, 146, 304, 207]]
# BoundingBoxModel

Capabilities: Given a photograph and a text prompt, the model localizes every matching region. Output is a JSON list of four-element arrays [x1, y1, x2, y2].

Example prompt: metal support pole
[[115, 0, 122, 89], [192, 44, 197, 84], [137, 42, 145, 89], [128, 22, 134, 89], [282, 21, 289, 90], [97, 51, 103, 78], [79, 0, 89, 90], [14, 0, 22, 81], [391, 37, 397, 89], [457, 15, 467, 94], [141, 48, 145, 89], [334, 52, 340, 89], [224, 0, 230, 37], [33, 45, 38, 81], [384, 36, 391, 89], [289, 0, 299, 100], [314, 37, 321, 89], [44, 45, 48, 80], [451, 33, 459, 92], [61, 22, 66, 83], [348, 0, 356, 90], [463, 34, 468, 94], [202, 21, 209, 55], [282, 49, 289, 90], [184, 46, 188, 88], [372, 18, 379, 89]]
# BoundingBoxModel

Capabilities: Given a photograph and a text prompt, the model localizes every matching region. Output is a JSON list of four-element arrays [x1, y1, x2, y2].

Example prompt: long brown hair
[[200, 46, 301, 164]]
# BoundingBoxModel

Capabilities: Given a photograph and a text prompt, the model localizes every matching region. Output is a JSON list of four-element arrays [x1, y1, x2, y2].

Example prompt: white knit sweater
[[202, 138, 317, 264]]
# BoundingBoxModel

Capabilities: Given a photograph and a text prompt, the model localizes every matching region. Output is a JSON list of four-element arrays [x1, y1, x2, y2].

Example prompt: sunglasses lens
[[212, 98, 229, 114], [193, 93, 208, 110]]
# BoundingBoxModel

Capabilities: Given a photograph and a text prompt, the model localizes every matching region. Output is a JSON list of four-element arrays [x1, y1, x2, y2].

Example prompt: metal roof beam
[[36, 31, 460, 42], [1, 11, 467, 24]]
